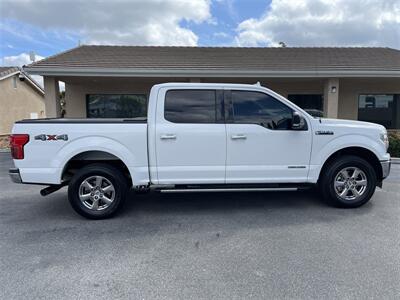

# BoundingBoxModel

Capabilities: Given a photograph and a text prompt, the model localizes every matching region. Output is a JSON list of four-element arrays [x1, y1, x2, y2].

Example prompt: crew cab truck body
[[9, 83, 391, 219]]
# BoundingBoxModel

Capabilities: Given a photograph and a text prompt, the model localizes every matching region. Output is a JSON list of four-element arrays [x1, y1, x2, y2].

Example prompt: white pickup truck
[[9, 83, 391, 219]]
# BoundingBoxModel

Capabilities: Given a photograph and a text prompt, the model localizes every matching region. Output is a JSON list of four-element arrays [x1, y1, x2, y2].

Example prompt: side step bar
[[160, 187, 299, 193], [147, 183, 314, 193]]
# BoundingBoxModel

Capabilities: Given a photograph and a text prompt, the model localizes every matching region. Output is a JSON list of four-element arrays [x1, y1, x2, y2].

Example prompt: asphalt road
[[0, 152, 399, 299]]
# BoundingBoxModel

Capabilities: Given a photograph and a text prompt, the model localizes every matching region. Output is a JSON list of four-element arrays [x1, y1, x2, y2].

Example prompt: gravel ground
[[0, 152, 399, 299]]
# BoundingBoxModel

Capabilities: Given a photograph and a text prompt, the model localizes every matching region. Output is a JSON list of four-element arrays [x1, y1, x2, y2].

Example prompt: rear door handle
[[160, 134, 176, 140], [231, 134, 247, 140]]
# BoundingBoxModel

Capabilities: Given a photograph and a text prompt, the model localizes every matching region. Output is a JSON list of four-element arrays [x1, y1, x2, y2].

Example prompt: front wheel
[[68, 163, 128, 219], [319, 155, 377, 208]]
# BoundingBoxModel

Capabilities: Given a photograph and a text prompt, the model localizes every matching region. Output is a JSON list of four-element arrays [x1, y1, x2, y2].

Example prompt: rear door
[[155, 88, 226, 184], [225, 90, 312, 183]]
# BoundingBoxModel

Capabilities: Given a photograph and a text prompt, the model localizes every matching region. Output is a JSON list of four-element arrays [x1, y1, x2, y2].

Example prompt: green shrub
[[388, 132, 400, 158]]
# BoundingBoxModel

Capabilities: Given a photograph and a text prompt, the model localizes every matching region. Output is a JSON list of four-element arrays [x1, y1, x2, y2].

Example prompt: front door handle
[[160, 134, 177, 140], [231, 134, 247, 140]]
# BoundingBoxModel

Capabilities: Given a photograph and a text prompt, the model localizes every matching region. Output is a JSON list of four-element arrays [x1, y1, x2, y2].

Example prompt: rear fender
[[55, 136, 137, 185]]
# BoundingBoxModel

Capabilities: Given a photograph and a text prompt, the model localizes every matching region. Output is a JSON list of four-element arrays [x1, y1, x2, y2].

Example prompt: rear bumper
[[381, 160, 391, 179], [9, 168, 22, 183]]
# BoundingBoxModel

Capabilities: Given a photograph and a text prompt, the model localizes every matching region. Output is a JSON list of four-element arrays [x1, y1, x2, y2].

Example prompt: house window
[[12, 76, 17, 89], [86, 94, 147, 118], [288, 94, 324, 117], [358, 94, 400, 129]]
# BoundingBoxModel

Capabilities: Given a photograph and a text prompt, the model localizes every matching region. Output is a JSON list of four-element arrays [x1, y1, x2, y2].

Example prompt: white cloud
[[235, 0, 400, 48], [2, 0, 212, 46], [1, 52, 44, 67], [213, 31, 229, 38]]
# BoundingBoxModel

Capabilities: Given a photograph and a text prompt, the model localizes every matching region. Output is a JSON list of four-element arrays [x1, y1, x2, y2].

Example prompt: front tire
[[319, 155, 377, 208], [68, 163, 128, 219]]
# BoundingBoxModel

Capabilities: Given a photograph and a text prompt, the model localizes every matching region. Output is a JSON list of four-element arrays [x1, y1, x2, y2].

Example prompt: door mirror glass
[[292, 111, 306, 130]]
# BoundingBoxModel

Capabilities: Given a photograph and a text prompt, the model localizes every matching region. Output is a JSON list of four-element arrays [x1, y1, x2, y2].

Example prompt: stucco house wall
[[339, 78, 400, 121], [62, 76, 400, 121], [0, 75, 45, 134], [64, 78, 157, 118]]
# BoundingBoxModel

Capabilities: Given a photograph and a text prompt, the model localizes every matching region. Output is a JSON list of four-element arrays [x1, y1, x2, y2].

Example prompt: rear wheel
[[68, 163, 128, 219], [319, 155, 377, 208]]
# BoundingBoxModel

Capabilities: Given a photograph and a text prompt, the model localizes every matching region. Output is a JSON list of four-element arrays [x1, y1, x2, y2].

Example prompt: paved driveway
[[0, 152, 399, 299]]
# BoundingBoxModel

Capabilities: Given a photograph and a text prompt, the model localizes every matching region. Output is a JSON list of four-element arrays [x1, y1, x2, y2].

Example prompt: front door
[[225, 90, 312, 183], [155, 88, 226, 184]]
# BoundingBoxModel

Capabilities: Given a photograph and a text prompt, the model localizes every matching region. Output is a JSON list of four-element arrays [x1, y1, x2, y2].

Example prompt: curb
[[391, 158, 400, 164], [0, 149, 10, 153]]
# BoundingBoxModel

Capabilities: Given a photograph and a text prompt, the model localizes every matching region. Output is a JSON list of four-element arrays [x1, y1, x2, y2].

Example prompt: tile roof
[[0, 66, 20, 79], [26, 46, 400, 76]]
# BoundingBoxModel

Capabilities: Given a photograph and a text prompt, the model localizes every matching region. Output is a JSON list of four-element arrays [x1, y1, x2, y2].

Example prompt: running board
[[151, 183, 313, 193], [160, 187, 298, 193]]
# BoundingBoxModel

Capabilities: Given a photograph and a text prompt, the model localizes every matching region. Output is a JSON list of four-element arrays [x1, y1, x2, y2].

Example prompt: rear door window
[[164, 90, 217, 123]]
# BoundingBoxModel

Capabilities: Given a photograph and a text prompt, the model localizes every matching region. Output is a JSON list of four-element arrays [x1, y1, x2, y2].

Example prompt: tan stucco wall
[[61, 76, 400, 122], [64, 78, 163, 117], [63, 77, 326, 118], [339, 78, 400, 120], [0, 75, 45, 134]]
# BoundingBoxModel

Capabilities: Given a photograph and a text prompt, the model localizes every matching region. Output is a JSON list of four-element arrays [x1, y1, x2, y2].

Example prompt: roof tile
[[27, 46, 400, 72]]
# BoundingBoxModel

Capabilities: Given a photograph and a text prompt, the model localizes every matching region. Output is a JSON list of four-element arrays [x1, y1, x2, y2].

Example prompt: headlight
[[380, 132, 389, 150]]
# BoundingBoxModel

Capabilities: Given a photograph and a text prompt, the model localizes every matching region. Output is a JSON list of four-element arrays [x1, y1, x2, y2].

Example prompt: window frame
[[225, 89, 305, 131], [163, 89, 224, 124], [86, 93, 148, 119]]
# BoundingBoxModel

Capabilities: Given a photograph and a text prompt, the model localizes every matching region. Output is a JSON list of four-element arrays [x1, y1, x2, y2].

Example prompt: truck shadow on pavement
[[4, 185, 375, 236]]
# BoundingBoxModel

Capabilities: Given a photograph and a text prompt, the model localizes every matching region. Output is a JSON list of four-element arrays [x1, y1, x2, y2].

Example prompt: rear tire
[[319, 155, 377, 208], [68, 163, 128, 219]]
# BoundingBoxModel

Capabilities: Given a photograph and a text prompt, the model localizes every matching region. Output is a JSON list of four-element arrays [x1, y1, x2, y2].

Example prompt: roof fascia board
[[1, 69, 44, 94], [0, 70, 20, 81], [24, 67, 400, 78], [23, 75, 45, 95]]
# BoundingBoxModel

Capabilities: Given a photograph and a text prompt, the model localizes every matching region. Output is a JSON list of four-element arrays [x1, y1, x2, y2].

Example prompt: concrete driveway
[[0, 152, 399, 299]]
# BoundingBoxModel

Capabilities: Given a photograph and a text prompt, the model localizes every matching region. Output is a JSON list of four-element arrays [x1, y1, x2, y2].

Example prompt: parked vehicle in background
[[9, 83, 391, 219]]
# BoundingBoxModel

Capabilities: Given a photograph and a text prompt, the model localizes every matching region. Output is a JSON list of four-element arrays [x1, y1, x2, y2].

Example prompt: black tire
[[68, 163, 128, 219], [319, 155, 377, 208]]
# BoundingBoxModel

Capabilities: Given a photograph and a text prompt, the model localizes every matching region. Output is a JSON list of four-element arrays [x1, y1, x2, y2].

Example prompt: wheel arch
[[61, 150, 133, 187], [317, 146, 382, 183]]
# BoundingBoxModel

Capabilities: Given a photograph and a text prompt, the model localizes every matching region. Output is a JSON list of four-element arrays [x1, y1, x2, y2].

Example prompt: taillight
[[10, 134, 29, 159]]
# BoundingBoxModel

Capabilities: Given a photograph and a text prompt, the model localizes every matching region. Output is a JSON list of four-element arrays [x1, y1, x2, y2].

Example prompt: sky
[[1, 0, 399, 71]]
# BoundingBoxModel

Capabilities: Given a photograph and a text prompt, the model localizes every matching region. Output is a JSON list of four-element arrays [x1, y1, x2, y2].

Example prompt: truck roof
[[153, 82, 264, 89]]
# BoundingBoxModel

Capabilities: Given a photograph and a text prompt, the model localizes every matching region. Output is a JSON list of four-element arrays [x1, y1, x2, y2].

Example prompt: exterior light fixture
[[331, 86, 337, 93]]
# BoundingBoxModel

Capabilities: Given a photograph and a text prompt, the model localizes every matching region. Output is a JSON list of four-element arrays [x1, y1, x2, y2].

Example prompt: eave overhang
[[24, 67, 400, 78]]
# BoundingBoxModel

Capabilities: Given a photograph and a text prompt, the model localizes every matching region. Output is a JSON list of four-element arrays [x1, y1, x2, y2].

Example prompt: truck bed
[[12, 118, 149, 186]]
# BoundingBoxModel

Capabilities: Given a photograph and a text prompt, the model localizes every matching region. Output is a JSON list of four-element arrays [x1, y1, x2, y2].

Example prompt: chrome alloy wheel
[[79, 176, 115, 210], [334, 167, 368, 201]]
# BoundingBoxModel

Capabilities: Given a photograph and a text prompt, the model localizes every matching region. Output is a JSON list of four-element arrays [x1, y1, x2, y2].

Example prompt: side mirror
[[292, 111, 306, 130]]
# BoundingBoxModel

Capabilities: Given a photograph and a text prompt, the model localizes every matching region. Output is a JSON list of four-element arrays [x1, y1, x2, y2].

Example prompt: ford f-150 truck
[[9, 83, 391, 219]]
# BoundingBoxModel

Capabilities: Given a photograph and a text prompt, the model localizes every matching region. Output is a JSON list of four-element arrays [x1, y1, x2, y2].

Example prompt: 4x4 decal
[[34, 134, 68, 141]]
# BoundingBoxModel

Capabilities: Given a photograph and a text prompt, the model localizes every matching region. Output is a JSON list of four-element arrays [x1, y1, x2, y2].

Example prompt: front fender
[[309, 134, 385, 182]]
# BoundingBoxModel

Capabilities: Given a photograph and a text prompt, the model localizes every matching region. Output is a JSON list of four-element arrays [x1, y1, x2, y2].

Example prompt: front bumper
[[9, 168, 22, 183], [381, 160, 391, 179]]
